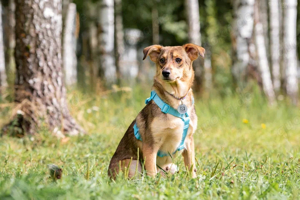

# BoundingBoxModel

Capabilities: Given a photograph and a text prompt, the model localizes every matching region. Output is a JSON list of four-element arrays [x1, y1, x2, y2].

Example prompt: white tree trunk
[[269, 0, 281, 92], [259, 0, 269, 49], [0, 2, 6, 89], [123, 29, 141, 79], [254, 1, 276, 104], [185, 0, 201, 45], [98, 0, 115, 84], [63, 3, 77, 85], [232, 0, 255, 87], [283, 0, 298, 104], [185, 0, 203, 93]]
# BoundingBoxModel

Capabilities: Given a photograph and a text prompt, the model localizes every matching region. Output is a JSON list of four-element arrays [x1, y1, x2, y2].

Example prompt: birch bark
[[185, 0, 203, 93], [98, 0, 116, 84], [269, 0, 281, 92], [283, 0, 298, 104], [63, 3, 77, 85], [232, 0, 255, 89], [254, 1, 276, 104]]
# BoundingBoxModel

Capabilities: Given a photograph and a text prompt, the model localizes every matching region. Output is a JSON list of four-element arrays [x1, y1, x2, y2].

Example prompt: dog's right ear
[[143, 45, 162, 62], [183, 43, 205, 61]]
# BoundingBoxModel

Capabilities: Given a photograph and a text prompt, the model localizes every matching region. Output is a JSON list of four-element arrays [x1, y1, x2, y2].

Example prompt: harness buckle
[[145, 91, 156, 104], [161, 104, 170, 113]]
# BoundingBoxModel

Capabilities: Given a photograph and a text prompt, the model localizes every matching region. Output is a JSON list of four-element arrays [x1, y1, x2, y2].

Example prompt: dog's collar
[[164, 89, 191, 101]]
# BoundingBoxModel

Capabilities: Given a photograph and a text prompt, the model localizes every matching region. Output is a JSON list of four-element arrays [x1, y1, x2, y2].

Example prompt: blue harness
[[133, 90, 192, 157]]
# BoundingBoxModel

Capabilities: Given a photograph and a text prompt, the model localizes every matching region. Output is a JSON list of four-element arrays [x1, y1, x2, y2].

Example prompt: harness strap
[[134, 90, 192, 157]]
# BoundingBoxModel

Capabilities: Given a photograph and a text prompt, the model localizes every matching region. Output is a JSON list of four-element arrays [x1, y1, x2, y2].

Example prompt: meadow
[[0, 86, 300, 199]]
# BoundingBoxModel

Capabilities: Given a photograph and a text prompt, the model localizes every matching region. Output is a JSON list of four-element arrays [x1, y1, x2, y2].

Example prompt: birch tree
[[185, 0, 203, 92], [63, 3, 77, 85], [254, 1, 276, 104], [0, 2, 6, 91], [283, 0, 298, 104], [232, 0, 255, 89], [123, 29, 141, 79], [269, 0, 281, 92], [2, 0, 84, 136], [98, 0, 116, 84], [259, 0, 269, 48]]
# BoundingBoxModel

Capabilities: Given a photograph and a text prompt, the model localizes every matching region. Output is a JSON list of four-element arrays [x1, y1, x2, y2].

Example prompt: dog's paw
[[164, 163, 178, 174]]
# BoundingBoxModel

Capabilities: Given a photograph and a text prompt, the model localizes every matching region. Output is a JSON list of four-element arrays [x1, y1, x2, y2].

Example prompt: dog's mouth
[[162, 76, 180, 83]]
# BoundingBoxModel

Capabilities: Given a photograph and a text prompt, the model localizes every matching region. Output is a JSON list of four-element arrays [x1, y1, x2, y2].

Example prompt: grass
[[1, 86, 300, 199]]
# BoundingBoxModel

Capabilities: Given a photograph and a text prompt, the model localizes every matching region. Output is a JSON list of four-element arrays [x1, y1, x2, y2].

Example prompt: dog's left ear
[[143, 45, 163, 62], [183, 43, 205, 61]]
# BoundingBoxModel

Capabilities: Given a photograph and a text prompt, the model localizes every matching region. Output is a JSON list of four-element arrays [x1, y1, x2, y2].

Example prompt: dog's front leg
[[143, 143, 158, 177], [182, 135, 196, 178]]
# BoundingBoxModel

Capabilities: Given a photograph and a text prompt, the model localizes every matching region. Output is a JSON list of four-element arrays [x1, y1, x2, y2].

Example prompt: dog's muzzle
[[162, 69, 170, 78]]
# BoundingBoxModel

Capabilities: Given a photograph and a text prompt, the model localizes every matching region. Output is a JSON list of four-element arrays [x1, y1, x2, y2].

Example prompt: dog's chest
[[151, 114, 191, 154]]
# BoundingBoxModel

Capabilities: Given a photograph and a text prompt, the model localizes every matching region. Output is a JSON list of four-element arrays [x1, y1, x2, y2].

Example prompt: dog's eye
[[175, 58, 182, 63], [160, 58, 165, 63]]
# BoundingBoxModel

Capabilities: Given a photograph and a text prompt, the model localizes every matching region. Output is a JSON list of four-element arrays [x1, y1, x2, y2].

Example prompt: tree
[[2, 0, 15, 86], [283, 0, 298, 105], [98, 0, 116, 84], [269, 0, 281, 92], [63, 3, 78, 85], [254, 0, 276, 104], [232, 0, 255, 89], [0, 1, 6, 92], [114, 0, 124, 83], [152, 1, 159, 44], [185, 0, 203, 93], [2, 0, 83, 136]]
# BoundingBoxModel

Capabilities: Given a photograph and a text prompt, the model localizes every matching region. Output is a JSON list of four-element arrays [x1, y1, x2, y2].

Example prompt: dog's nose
[[162, 69, 170, 78]]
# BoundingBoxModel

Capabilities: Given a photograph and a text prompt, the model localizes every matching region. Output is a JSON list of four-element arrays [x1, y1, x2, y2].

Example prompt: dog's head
[[143, 44, 205, 88]]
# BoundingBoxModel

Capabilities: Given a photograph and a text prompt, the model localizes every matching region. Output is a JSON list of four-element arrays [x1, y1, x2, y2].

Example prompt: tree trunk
[[259, 0, 269, 49], [232, 0, 255, 90], [283, 0, 298, 105], [204, 0, 215, 94], [0, 1, 6, 92], [269, 0, 281, 92], [152, 2, 159, 44], [114, 0, 124, 83], [63, 3, 77, 85], [185, 0, 203, 93], [204, 49, 212, 91], [82, 2, 98, 91], [2, 0, 84, 137], [2, 0, 15, 85], [123, 29, 141, 80], [98, 0, 116, 84], [254, 1, 276, 104]]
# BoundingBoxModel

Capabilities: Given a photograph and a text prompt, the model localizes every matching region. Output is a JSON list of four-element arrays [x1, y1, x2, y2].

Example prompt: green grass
[[1, 86, 300, 199]]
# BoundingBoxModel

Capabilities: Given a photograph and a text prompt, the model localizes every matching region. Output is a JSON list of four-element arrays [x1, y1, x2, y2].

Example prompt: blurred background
[[0, 0, 299, 104]]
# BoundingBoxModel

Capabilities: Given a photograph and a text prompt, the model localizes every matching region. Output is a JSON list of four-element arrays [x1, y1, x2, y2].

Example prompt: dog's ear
[[183, 43, 205, 61], [143, 45, 163, 62]]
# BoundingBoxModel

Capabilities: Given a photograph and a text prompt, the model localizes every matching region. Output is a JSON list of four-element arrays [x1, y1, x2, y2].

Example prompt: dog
[[108, 43, 205, 179]]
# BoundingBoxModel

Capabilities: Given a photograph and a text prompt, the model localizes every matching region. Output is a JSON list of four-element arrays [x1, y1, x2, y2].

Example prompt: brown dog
[[108, 43, 205, 179]]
